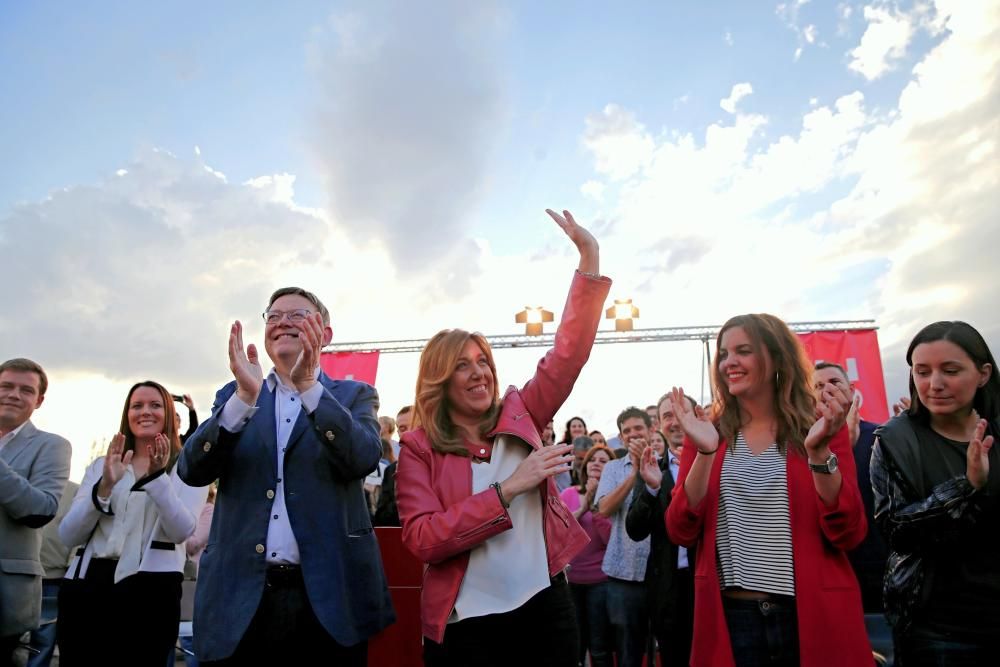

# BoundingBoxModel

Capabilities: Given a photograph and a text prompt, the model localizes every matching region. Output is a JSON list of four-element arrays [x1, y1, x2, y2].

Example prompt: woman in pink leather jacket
[[396, 209, 611, 667]]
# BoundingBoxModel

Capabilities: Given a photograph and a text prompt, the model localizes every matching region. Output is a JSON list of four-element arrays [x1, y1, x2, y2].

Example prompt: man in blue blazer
[[179, 287, 394, 666]]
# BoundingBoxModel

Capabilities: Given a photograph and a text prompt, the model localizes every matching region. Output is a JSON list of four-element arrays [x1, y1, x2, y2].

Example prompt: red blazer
[[665, 427, 871, 667], [396, 271, 611, 643]]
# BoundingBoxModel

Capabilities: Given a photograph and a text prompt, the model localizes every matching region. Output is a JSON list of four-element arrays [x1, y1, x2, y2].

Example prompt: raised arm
[[519, 210, 611, 431]]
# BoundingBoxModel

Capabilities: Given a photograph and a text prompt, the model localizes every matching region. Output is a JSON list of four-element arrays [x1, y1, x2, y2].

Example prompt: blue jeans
[[27, 580, 61, 667], [605, 578, 647, 667], [570, 581, 613, 667], [722, 596, 799, 667], [897, 625, 999, 666]]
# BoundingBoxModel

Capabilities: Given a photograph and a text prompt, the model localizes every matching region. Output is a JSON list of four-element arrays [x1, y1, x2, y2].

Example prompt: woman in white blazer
[[57, 380, 208, 667]]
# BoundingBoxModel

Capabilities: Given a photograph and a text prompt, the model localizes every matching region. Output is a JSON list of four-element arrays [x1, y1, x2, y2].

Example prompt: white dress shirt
[[218, 367, 326, 565]]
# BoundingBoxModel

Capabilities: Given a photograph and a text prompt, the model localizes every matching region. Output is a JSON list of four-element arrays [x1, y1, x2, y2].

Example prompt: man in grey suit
[[0, 358, 71, 666]]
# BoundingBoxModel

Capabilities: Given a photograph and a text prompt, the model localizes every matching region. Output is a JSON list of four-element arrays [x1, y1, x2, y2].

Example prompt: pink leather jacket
[[396, 271, 612, 642]]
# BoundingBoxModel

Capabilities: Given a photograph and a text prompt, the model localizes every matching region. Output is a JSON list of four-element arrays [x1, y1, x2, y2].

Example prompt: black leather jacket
[[871, 415, 994, 632]]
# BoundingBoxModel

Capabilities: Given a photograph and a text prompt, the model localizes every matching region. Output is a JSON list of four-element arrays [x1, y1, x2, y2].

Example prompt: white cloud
[[724, 30, 734, 46], [307, 0, 507, 294], [582, 104, 655, 181], [581, 0, 1000, 402], [720, 82, 754, 114], [848, 2, 917, 79], [580, 180, 605, 201]]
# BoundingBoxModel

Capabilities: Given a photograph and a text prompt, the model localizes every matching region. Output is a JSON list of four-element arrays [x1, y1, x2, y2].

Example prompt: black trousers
[[202, 565, 367, 667], [58, 558, 182, 667], [0, 633, 19, 667], [652, 568, 694, 667], [424, 573, 579, 667]]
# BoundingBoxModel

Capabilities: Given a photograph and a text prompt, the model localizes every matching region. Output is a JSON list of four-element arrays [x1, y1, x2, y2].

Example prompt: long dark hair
[[906, 321, 1000, 423]]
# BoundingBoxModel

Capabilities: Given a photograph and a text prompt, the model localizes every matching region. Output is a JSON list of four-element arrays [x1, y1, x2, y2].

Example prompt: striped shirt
[[716, 433, 795, 596]]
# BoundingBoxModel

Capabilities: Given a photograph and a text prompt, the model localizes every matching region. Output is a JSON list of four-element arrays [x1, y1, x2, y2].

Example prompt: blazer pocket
[[0, 557, 45, 576], [348, 527, 374, 538]]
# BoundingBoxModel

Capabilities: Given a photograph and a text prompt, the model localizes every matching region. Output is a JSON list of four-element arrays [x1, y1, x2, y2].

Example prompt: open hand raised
[[669, 387, 719, 454], [289, 312, 325, 393], [546, 209, 599, 275], [229, 320, 263, 406], [99, 433, 132, 497], [966, 417, 994, 490], [639, 445, 663, 490]]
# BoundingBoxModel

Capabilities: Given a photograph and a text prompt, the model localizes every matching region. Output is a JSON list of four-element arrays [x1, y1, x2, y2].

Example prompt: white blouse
[[450, 436, 550, 622], [59, 456, 208, 583]]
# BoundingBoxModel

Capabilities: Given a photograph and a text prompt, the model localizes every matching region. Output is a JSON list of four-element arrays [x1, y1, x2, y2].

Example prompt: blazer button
[[255, 544, 264, 554], [266, 490, 275, 499], [325, 430, 336, 441], [203, 442, 212, 452]]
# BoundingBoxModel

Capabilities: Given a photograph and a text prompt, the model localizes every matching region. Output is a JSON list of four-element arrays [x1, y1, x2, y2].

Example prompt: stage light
[[515, 306, 554, 336], [606, 299, 639, 332]]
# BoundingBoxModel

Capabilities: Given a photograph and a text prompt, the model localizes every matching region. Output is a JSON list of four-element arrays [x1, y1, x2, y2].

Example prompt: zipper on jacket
[[456, 514, 507, 541]]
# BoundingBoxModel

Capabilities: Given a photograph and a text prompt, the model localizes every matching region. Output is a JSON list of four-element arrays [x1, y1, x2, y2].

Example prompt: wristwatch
[[808, 452, 839, 474]]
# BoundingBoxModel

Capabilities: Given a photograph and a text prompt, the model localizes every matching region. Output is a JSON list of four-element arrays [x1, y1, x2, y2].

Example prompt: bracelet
[[491, 482, 511, 509], [697, 446, 719, 455], [576, 269, 601, 279]]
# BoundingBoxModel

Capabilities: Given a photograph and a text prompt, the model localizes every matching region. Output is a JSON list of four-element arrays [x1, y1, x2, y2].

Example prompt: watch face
[[828, 453, 839, 473]]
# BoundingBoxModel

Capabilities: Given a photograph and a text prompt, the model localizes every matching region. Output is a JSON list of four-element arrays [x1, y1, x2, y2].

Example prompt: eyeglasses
[[262, 308, 313, 325]]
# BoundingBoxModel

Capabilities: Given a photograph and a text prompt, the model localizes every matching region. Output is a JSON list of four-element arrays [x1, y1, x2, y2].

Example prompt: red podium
[[369, 527, 424, 666]]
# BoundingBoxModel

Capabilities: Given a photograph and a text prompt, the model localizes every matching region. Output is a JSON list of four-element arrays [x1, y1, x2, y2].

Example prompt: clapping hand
[[805, 386, 847, 457], [546, 209, 599, 275], [966, 416, 994, 490], [502, 444, 573, 500], [669, 387, 719, 454], [639, 445, 663, 490], [147, 433, 170, 476], [229, 320, 263, 406], [289, 312, 325, 393], [99, 433, 132, 497], [892, 396, 911, 416]]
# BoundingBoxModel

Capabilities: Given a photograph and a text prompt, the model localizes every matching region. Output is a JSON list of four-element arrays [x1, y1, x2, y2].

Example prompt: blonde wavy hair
[[413, 329, 501, 456], [710, 314, 817, 456]]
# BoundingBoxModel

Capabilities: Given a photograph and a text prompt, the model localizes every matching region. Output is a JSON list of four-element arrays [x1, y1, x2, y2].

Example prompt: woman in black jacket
[[871, 321, 1000, 665]]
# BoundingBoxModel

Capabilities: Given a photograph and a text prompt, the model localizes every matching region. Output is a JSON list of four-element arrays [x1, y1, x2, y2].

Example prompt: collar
[[265, 366, 321, 392], [0, 420, 29, 443]]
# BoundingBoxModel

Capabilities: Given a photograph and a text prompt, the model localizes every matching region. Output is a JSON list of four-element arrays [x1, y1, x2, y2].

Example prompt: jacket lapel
[[253, 383, 279, 478], [0, 421, 38, 466], [285, 373, 334, 455]]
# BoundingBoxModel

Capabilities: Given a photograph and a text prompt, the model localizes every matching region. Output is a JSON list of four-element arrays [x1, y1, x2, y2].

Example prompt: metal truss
[[323, 320, 877, 354]]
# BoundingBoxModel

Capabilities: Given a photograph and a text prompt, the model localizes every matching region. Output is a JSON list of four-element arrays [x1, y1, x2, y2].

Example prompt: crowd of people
[[1, 210, 997, 667]]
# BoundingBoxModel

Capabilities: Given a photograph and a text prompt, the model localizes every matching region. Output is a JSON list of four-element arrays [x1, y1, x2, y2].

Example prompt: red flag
[[797, 330, 890, 423], [320, 351, 380, 386]]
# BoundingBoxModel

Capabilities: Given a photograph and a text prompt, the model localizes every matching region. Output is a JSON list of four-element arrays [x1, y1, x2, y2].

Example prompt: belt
[[265, 564, 303, 587]]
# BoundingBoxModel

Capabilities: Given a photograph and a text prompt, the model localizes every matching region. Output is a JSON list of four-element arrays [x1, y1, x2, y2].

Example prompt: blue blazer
[[178, 373, 395, 661]]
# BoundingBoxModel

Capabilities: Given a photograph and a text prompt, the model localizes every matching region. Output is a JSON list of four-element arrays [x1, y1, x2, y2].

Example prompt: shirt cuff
[[298, 382, 325, 415], [646, 485, 659, 496], [219, 392, 257, 432]]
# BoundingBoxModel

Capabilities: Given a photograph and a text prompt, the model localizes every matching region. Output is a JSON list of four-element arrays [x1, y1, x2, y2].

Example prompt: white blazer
[[59, 457, 208, 582]]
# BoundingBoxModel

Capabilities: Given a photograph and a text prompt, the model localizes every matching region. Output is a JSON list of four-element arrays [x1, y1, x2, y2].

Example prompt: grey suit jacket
[[0, 421, 71, 637]]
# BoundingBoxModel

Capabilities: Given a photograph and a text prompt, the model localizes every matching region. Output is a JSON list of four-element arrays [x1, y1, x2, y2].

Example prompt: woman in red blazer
[[395, 209, 612, 667], [665, 314, 871, 667]]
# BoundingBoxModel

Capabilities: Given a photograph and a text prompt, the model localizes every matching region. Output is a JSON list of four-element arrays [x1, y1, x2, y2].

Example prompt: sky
[[2, 0, 997, 481]]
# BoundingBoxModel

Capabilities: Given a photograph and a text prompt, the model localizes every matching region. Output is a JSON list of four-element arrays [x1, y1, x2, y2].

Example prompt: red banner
[[320, 351, 380, 386], [797, 330, 889, 423]]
